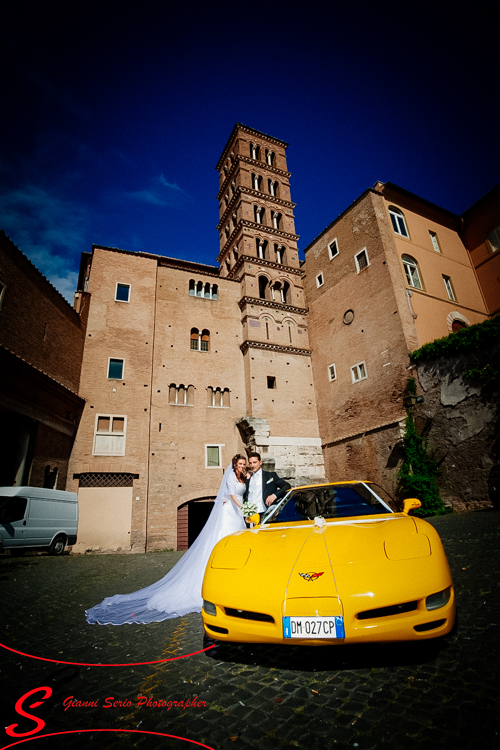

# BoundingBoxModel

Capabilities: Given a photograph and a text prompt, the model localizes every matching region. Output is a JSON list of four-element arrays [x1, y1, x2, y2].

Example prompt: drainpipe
[[406, 288, 418, 320], [145, 262, 159, 552]]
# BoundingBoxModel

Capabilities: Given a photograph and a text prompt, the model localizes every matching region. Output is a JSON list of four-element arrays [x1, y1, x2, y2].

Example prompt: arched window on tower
[[211, 284, 218, 300], [207, 387, 230, 408], [201, 330, 210, 351], [169, 384, 195, 406], [231, 180, 236, 195], [275, 245, 286, 264], [271, 211, 282, 229], [256, 239, 267, 259], [191, 328, 200, 349], [254, 206, 265, 224], [258, 276, 269, 300], [282, 280, 290, 304], [189, 279, 195, 296], [250, 143, 260, 160], [196, 281, 203, 297], [268, 179, 278, 197], [204, 283, 211, 298], [252, 173, 262, 191], [190, 328, 210, 351], [265, 149, 275, 166], [232, 213, 237, 229]]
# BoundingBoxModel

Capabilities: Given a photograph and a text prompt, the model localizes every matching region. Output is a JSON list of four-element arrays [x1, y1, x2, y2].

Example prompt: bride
[[86, 454, 248, 625]]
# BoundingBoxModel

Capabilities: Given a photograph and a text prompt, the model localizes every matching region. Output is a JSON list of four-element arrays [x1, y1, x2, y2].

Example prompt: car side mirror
[[402, 498, 421, 514]]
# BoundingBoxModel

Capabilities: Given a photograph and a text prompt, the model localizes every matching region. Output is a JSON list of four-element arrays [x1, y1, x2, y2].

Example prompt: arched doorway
[[176, 497, 215, 550]]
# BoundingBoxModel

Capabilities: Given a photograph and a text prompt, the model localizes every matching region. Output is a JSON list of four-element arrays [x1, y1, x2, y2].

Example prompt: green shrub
[[410, 316, 500, 364], [398, 416, 447, 517]]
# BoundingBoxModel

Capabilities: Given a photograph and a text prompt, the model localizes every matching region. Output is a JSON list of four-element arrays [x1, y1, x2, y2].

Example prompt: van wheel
[[49, 536, 66, 556]]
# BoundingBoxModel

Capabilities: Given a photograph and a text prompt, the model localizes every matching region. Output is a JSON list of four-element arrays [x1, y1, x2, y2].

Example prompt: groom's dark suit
[[244, 470, 291, 512]]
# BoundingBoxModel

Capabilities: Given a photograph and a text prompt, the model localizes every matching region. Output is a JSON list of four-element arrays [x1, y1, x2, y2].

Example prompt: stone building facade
[[4, 123, 496, 551], [302, 182, 493, 495], [67, 125, 325, 553], [461, 182, 500, 317], [0, 231, 85, 490]]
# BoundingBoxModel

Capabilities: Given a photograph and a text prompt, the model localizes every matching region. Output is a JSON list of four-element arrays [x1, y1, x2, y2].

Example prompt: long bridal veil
[[86, 464, 245, 625]]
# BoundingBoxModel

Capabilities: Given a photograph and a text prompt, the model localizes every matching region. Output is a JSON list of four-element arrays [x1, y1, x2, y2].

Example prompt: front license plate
[[283, 616, 345, 639]]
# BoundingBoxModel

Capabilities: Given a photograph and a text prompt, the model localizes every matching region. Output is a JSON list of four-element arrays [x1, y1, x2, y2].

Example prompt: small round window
[[343, 309, 354, 325]]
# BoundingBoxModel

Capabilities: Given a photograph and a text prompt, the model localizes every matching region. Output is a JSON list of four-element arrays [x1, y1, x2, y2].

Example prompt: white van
[[0, 487, 78, 555]]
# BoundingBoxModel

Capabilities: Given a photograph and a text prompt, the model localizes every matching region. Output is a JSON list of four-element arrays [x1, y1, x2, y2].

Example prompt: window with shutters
[[93, 415, 126, 456]]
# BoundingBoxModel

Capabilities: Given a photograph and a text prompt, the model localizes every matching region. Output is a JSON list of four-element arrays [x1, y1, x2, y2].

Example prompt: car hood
[[206, 514, 451, 616]]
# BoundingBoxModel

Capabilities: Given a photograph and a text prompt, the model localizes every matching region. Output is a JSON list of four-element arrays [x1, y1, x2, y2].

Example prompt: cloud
[[125, 173, 190, 207], [0, 185, 86, 302]]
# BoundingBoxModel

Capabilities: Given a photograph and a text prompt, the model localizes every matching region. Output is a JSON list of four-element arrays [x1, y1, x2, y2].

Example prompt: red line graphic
[[0, 730, 215, 749], [0, 642, 214, 667]]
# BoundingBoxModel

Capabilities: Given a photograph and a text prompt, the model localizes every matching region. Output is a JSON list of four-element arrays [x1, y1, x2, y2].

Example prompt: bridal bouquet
[[241, 501, 258, 518]]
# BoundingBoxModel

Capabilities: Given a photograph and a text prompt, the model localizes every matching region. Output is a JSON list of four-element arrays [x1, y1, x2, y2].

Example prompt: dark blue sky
[[2, 2, 498, 300]]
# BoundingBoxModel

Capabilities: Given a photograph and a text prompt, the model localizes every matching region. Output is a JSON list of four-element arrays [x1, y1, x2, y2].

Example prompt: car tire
[[49, 536, 66, 556], [203, 632, 217, 651]]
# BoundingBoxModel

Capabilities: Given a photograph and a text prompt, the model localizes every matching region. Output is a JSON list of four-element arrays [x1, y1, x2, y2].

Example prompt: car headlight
[[425, 587, 451, 611], [203, 600, 217, 616]]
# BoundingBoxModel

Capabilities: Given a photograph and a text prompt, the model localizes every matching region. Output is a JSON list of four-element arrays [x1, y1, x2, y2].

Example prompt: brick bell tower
[[216, 123, 325, 484]]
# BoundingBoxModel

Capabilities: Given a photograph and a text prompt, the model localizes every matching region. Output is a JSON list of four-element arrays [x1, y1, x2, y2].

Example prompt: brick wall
[[0, 231, 85, 392]]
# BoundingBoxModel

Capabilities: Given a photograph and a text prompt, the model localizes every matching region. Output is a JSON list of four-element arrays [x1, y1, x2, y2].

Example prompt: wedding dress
[[85, 465, 246, 625]]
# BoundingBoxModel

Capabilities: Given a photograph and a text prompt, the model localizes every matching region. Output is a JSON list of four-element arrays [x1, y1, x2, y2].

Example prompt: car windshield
[[262, 483, 391, 524]]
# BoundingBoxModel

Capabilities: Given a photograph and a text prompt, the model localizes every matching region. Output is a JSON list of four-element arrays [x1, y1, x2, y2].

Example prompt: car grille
[[224, 607, 275, 623], [414, 619, 446, 632], [205, 624, 229, 634], [357, 601, 418, 620]]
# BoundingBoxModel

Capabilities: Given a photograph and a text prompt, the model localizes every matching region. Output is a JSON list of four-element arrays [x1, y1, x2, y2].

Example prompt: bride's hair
[[232, 453, 247, 478], [232, 454, 246, 469]]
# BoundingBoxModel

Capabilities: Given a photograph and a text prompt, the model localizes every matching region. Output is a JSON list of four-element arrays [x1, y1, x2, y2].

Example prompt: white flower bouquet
[[241, 501, 258, 518]]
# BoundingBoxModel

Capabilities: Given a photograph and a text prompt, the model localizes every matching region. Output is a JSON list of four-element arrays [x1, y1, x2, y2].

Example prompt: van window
[[0, 497, 28, 523]]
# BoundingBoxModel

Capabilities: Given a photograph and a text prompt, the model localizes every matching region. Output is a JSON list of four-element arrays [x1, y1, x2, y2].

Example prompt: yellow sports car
[[202, 482, 456, 645]]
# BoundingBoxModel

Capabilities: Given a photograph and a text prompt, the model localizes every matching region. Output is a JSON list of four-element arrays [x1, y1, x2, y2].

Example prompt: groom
[[244, 452, 291, 519]]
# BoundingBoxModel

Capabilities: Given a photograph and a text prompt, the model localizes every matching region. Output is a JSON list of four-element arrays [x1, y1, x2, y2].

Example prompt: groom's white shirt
[[247, 468, 265, 512]]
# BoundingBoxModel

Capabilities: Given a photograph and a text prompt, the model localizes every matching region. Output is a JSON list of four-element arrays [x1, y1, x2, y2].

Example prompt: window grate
[[78, 473, 135, 488]]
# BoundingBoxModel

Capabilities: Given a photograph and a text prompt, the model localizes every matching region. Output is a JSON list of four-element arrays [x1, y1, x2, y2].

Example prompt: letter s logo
[[6, 687, 53, 737]]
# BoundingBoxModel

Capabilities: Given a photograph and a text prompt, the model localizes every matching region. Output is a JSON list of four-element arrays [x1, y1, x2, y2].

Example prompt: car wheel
[[203, 632, 217, 651], [49, 536, 66, 556]]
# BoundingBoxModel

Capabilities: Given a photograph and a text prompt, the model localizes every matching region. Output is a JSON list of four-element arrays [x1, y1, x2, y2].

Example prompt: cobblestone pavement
[[1, 511, 499, 750]]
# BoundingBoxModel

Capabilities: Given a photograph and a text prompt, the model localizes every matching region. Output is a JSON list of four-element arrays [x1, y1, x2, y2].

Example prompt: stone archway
[[446, 311, 470, 333]]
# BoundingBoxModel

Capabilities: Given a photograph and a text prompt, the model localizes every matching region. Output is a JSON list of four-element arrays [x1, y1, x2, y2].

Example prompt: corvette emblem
[[299, 572, 324, 582]]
